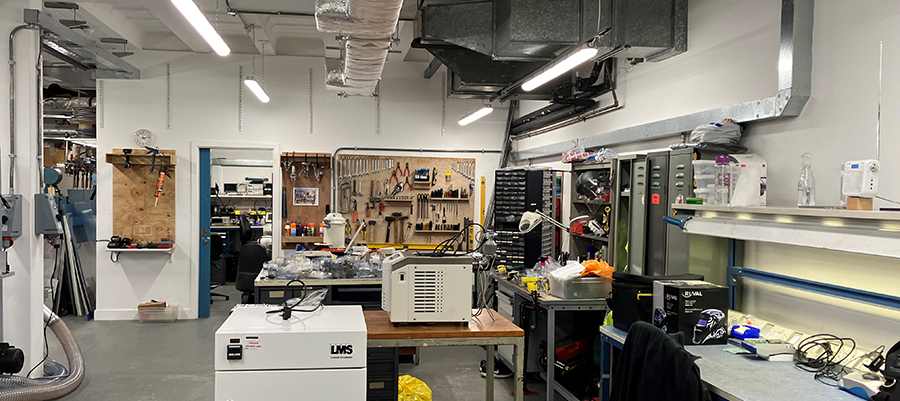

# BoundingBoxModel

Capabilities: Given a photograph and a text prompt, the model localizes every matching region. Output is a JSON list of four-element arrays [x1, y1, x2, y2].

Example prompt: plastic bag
[[398, 375, 432, 401], [549, 261, 587, 281], [562, 140, 595, 163], [689, 119, 743, 145], [580, 259, 613, 280], [582, 148, 619, 164]]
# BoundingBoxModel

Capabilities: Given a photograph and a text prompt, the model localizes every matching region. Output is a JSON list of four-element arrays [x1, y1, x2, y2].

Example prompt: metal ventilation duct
[[416, 0, 686, 98], [316, 0, 403, 96]]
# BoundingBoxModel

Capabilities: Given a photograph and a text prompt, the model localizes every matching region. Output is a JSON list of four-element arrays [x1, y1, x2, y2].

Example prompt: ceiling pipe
[[511, 0, 814, 162], [224, 0, 413, 21]]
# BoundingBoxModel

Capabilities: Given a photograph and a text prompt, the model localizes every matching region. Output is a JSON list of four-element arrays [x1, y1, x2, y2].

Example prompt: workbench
[[597, 326, 860, 401], [494, 275, 607, 401], [253, 271, 382, 308], [364, 310, 526, 401]]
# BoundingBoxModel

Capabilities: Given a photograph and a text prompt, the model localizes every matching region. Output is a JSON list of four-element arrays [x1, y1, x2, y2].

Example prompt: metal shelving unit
[[568, 162, 616, 263]]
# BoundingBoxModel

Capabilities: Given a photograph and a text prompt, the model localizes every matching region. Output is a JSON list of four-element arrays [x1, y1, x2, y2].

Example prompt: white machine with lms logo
[[214, 305, 367, 400]]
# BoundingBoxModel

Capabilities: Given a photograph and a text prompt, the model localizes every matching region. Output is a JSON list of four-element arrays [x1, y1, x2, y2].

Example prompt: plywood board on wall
[[108, 149, 177, 242], [281, 153, 332, 248]]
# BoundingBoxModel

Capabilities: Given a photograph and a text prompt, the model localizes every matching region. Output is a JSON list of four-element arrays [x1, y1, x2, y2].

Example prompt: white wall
[[514, 0, 900, 349], [96, 53, 503, 320], [1, 0, 47, 373]]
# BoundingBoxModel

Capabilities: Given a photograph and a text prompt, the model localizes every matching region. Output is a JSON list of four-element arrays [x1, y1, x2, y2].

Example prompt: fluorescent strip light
[[243, 77, 270, 103], [521, 47, 599, 92], [170, 0, 231, 56], [458, 105, 493, 126]]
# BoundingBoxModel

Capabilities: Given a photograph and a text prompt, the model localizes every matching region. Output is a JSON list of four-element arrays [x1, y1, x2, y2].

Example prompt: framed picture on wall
[[293, 187, 319, 206]]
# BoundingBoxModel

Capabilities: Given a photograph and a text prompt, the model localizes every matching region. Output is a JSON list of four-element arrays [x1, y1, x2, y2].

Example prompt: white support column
[[1, 0, 46, 374]]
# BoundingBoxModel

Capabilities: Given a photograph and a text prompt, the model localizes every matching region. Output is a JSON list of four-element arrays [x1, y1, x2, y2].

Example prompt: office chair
[[238, 214, 253, 245], [210, 234, 230, 302], [235, 244, 269, 304]]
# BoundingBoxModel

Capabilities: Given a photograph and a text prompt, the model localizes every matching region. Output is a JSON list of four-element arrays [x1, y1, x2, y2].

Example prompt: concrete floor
[[47, 285, 548, 400]]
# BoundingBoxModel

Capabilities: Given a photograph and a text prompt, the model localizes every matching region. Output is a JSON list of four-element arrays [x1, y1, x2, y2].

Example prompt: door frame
[[190, 141, 281, 318]]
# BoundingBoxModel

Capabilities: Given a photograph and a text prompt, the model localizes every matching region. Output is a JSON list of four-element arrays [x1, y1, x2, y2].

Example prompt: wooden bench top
[[364, 310, 524, 340]]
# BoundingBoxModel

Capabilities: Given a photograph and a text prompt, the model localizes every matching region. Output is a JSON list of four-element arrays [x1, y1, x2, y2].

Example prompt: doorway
[[192, 142, 280, 318]]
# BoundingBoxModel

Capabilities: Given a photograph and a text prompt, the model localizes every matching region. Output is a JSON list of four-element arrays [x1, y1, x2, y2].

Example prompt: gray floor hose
[[0, 306, 85, 400]]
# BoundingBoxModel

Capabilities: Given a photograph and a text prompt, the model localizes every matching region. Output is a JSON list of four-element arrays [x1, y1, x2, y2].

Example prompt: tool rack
[[334, 154, 476, 247]]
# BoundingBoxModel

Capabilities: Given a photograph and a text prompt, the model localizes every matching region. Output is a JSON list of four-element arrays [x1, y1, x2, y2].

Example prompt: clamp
[[122, 149, 133, 169]]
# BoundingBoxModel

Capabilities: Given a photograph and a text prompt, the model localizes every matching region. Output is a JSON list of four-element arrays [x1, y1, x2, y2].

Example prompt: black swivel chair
[[210, 234, 230, 302], [235, 244, 269, 304], [238, 214, 254, 245]]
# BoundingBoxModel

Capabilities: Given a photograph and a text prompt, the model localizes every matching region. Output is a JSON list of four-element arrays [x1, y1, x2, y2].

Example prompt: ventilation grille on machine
[[413, 269, 444, 314]]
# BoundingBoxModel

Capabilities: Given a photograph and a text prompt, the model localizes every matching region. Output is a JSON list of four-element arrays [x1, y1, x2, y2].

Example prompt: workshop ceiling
[[47, 0, 419, 57]]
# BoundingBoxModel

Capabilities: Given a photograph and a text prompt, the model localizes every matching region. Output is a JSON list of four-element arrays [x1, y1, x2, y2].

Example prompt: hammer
[[391, 212, 403, 244], [385, 215, 396, 243], [398, 215, 410, 244]]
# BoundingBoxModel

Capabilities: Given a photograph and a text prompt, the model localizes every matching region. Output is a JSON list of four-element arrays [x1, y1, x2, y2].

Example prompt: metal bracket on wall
[[238, 65, 243, 132], [510, 0, 815, 162], [309, 68, 314, 135], [166, 63, 171, 130]]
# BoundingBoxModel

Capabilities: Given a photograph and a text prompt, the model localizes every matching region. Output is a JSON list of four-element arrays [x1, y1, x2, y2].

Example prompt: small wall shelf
[[283, 236, 324, 244], [106, 246, 175, 262]]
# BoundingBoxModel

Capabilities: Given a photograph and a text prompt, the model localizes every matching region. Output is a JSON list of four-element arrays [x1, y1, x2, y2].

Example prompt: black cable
[[876, 196, 900, 205], [793, 333, 857, 387], [25, 245, 61, 378]]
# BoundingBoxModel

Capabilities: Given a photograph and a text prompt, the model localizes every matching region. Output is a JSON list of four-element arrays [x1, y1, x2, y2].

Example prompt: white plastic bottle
[[715, 155, 731, 206], [797, 153, 816, 206]]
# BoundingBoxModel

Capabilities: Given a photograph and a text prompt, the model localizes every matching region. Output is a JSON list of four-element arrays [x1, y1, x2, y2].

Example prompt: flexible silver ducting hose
[[0, 306, 85, 400]]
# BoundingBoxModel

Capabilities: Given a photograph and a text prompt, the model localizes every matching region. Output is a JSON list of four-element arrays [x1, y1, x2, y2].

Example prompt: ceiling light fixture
[[521, 47, 599, 92], [458, 105, 493, 126], [170, 0, 231, 56], [243, 77, 270, 103]]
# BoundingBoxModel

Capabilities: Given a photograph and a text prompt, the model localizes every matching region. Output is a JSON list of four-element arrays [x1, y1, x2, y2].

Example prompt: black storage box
[[652, 280, 729, 345], [607, 272, 704, 332]]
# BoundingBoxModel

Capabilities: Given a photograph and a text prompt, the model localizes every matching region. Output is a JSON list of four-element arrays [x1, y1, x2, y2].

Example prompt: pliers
[[351, 199, 358, 223], [390, 166, 400, 186], [402, 163, 410, 177], [403, 177, 411, 192]]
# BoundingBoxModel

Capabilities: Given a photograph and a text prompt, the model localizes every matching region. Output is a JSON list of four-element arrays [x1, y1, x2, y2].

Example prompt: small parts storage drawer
[[137, 305, 178, 323]]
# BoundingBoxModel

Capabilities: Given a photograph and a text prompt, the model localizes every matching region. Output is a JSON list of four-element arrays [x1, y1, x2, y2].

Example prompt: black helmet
[[692, 309, 727, 344]]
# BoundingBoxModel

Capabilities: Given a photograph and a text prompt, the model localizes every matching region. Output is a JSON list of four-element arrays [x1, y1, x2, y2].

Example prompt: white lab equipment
[[381, 252, 473, 324], [214, 305, 367, 401], [322, 213, 347, 247], [841, 160, 880, 198]]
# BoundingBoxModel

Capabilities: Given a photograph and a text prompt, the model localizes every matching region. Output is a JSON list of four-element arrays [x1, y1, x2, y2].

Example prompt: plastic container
[[694, 188, 712, 204], [692, 160, 716, 176], [138, 305, 178, 323], [714, 155, 731, 206], [797, 153, 816, 206], [694, 174, 716, 194]]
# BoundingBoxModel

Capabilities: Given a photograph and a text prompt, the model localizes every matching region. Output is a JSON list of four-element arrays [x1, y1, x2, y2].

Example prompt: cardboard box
[[847, 197, 873, 211], [652, 280, 729, 345]]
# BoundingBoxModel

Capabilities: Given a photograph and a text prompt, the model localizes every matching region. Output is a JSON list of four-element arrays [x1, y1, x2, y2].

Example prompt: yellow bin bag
[[398, 375, 432, 401]]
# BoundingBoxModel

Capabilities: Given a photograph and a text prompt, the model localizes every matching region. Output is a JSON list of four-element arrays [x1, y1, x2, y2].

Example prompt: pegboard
[[280, 152, 332, 249], [335, 154, 476, 247], [106, 149, 177, 242]]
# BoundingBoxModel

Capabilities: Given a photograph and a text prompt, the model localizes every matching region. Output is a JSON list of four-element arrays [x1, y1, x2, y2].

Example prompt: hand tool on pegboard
[[144, 146, 160, 173]]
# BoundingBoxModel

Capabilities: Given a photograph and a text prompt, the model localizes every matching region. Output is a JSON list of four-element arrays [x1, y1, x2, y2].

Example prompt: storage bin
[[692, 160, 716, 175], [138, 305, 178, 323], [548, 275, 612, 299]]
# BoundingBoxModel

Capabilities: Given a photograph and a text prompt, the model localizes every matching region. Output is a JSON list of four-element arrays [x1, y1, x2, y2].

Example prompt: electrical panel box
[[34, 194, 64, 236], [1, 195, 23, 238]]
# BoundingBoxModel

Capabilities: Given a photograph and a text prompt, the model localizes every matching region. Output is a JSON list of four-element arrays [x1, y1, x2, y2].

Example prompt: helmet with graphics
[[692, 309, 727, 344], [653, 308, 669, 332]]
